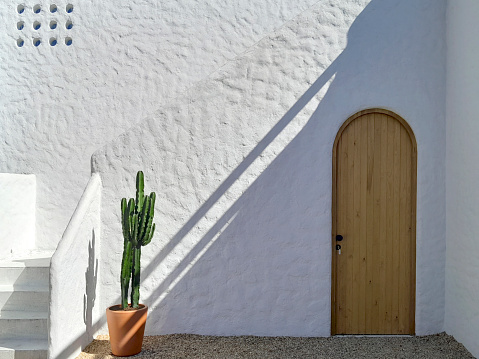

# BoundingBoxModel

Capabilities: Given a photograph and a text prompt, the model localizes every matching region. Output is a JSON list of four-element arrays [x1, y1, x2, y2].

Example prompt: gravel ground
[[77, 332, 475, 358]]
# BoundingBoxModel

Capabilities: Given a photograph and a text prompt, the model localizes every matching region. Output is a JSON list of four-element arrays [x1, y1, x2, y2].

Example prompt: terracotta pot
[[106, 304, 148, 356]]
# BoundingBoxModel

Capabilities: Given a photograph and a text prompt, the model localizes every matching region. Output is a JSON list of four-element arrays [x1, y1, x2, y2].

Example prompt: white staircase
[[0, 252, 52, 359]]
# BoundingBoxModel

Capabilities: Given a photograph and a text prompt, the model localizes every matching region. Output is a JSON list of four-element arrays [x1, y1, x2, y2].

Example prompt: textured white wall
[[49, 174, 101, 359], [0, 0, 318, 249], [445, 1, 479, 357], [93, 0, 447, 336], [0, 174, 36, 257]]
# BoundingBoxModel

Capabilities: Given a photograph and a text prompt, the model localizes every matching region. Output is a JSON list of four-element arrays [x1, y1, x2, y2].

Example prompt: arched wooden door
[[331, 109, 417, 335]]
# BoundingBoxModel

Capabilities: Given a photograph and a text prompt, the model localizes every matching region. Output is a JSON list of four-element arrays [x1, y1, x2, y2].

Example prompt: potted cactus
[[106, 171, 156, 356]]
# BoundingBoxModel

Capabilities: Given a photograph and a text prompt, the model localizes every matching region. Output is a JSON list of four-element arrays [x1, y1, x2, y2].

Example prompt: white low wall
[[445, 1, 479, 357], [93, 0, 447, 337], [49, 174, 102, 359], [0, 174, 36, 257]]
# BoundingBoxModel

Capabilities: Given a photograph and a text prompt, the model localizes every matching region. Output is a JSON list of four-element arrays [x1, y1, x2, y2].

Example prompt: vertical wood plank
[[337, 124, 351, 333], [410, 142, 417, 335], [352, 118, 362, 332], [371, 113, 382, 334], [359, 117, 368, 334], [336, 133, 345, 333], [398, 125, 412, 334], [346, 122, 355, 334], [390, 118, 401, 333], [384, 117, 392, 333], [365, 114, 376, 333], [378, 115, 389, 333]]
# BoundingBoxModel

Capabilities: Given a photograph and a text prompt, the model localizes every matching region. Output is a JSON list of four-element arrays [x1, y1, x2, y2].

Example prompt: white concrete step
[[0, 312, 47, 320], [0, 286, 49, 313], [0, 313, 47, 340], [0, 257, 51, 267], [0, 250, 54, 262], [0, 251, 51, 359], [0, 265, 49, 287], [0, 339, 47, 359], [0, 251, 52, 288]]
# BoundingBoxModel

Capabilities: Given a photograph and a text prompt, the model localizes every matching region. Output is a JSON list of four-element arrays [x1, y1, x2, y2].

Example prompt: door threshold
[[334, 335, 414, 338]]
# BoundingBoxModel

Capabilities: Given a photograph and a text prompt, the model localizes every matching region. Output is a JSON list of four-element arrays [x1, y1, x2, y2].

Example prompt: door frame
[[331, 108, 417, 335]]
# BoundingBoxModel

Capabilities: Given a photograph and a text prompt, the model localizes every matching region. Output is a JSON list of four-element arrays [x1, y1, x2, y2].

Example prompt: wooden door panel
[[332, 109, 416, 335]]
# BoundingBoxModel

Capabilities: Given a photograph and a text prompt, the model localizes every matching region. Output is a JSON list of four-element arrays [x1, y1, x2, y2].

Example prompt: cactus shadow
[[84, 229, 99, 340]]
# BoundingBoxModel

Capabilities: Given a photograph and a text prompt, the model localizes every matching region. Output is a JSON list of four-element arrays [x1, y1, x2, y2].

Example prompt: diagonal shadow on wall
[[132, 0, 444, 336], [88, 0, 445, 342], [51, 0, 449, 356]]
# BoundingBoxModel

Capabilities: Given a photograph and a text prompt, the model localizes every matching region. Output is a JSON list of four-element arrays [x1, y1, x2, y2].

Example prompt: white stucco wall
[[50, 174, 102, 359], [93, 0, 447, 336], [0, 0, 319, 250], [445, 1, 479, 357], [0, 174, 36, 257]]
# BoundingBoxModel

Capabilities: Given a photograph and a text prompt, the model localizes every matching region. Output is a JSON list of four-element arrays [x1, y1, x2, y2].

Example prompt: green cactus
[[120, 171, 156, 309]]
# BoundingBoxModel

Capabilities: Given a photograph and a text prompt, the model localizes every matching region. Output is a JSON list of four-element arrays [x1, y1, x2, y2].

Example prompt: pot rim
[[107, 304, 148, 312]]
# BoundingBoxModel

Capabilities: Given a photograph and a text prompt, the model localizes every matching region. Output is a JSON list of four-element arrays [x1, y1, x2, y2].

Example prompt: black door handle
[[336, 235, 343, 241]]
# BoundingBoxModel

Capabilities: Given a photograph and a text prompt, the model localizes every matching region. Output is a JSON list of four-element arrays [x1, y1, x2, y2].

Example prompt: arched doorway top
[[334, 108, 417, 153]]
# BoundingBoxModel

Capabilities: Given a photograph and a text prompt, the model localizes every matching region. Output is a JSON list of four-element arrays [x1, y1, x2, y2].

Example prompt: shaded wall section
[[93, 0, 446, 336], [445, 0, 479, 357]]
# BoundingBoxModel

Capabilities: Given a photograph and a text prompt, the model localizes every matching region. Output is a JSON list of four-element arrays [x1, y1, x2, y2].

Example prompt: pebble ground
[[77, 332, 475, 358]]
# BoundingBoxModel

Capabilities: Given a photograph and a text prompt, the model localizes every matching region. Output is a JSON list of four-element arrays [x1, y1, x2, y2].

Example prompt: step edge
[[0, 312, 48, 320], [0, 339, 49, 348], [0, 285, 50, 293], [0, 260, 51, 269], [0, 338, 48, 353]]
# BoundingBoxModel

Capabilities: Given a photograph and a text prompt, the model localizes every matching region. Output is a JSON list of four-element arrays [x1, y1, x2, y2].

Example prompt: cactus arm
[[141, 201, 155, 246], [143, 223, 155, 246], [141, 192, 156, 246], [120, 241, 132, 309], [131, 213, 139, 247], [149, 192, 156, 221], [121, 198, 129, 246], [136, 171, 144, 214], [120, 197, 132, 309], [138, 196, 150, 243], [131, 246, 141, 308], [127, 198, 135, 238]]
